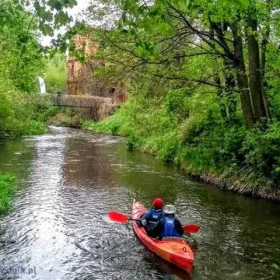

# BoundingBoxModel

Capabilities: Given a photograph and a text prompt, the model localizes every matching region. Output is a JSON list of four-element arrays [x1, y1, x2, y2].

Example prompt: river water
[[0, 126, 280, 280]]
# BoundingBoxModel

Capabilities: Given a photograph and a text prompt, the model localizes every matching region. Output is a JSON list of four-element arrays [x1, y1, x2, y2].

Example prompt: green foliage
[[19, 0, 77, 36], [164, 89, 189, 120], [86, 80, 280, 190], [0, 91, 14, 139], [0, 1, 61, 139], [85, 91, 186, 161], [0, 93, 59, 139], [84, 114, 123, 135], [266, 44, 280, 120], [178, 125, 246, 172], [242, 124, 280, 182], [0, 1, 44, 93], [90, 0, 279, 128], [0, 173, 16, 214], [80, 0, 280, 193], [44, 53, 67, 93]]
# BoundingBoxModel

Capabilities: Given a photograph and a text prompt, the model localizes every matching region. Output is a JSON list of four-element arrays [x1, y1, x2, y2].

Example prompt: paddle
[[108, 211, 140, 223], [182, 224, 200, 233], [108, 211, 200, 234]]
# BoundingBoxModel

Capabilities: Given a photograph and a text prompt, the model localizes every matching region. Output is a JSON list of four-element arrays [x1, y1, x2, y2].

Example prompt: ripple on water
[[1, 127, 280, 280]]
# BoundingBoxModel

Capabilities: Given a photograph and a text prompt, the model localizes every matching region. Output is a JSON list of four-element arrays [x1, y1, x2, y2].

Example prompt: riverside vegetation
[[0, 1, 68, 213], [81, 0, 280, 199], [2, 0, 280, 208], [0, 2, 68, 140], [0, 174, 15, 214]]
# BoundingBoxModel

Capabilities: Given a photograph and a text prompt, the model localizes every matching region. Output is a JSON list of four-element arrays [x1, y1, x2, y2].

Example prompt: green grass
[[0, 173, 16, 214]]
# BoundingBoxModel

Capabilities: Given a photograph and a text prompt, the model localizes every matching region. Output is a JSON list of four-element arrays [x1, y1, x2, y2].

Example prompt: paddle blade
[[183, 224, 200, 233], [108, 211, 129, 223]]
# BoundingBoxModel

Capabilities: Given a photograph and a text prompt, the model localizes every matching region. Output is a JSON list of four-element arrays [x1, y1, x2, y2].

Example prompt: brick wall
[[66, 34, 127, 104]]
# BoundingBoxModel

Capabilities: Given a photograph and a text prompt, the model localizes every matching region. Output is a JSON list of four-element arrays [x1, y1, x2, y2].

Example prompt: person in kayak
[[158, 204, 184, 239], [140, 198, 165, 238]]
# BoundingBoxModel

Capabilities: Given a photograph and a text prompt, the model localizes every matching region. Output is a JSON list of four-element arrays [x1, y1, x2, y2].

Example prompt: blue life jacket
[[143, 208, 164, 223], [160, 216, 181, 238]]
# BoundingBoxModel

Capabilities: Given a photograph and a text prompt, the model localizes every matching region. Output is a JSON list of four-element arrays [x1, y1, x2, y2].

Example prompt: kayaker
[[140, 198, 165, 238], [159, 204, 184, 239]]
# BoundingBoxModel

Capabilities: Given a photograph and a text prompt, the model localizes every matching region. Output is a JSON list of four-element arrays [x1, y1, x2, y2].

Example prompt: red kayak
[[131, 199, 194, 274]]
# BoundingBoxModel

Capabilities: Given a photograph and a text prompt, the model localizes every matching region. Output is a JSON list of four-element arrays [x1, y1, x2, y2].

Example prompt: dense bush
[[0, 93, 59, 139], [242, 124, 280, 183]]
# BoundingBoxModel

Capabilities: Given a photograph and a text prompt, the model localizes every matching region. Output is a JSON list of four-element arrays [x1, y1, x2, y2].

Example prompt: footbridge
[[52, 94, 121, 120]]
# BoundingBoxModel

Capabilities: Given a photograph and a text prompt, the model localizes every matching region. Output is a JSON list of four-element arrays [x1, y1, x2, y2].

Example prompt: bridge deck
[[51, 94, 121, 120], [53, 95, 116, 108]]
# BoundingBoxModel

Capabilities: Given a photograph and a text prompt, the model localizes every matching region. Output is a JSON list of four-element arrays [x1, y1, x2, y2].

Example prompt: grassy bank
[[0, 173, 16, 214], [83, 93, 280, 201]]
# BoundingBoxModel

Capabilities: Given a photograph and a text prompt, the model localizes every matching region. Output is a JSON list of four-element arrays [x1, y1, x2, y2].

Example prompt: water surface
[[0, 126, 280, 280]]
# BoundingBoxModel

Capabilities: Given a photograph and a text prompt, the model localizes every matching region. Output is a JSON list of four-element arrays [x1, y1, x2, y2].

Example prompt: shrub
[[242, 123, 280, 183], [0, 173, 16, 214]]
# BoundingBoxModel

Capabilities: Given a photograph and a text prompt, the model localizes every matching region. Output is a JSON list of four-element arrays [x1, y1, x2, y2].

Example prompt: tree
[[15, 0, 78, 36], [0, 0, 44, 92], [84, 0, 278, 128]]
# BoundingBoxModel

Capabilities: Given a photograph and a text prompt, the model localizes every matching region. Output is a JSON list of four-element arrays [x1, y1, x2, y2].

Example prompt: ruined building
[[67, 34, 126, 103]]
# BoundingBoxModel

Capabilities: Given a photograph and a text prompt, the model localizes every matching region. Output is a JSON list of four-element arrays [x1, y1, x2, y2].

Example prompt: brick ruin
[[66, 34, 127, 104]]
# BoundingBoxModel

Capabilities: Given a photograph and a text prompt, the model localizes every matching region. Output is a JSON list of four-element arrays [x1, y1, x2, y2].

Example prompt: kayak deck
[[131, 200, 194, 274]]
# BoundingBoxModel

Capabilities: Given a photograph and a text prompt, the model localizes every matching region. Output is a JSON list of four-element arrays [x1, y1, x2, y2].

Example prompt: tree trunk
[[225, 72, 237, 123], [246, 15, 269, 123], [230, 23, 255, 129], [214, 72, 228, 120], [260, 0, 272, 77], [260, 0, 272, 120]]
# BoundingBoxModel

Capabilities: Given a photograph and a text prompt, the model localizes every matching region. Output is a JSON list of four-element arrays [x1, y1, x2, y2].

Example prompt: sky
[[40, 0, 92, 46], [67, 0, 93, 19]]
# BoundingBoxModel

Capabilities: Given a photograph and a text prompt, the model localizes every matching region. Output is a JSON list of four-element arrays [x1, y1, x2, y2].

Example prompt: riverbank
[[88, 126, 280, 201], [186, 170, 280, 201], [88, 122, 280, 200], [4, 99, 278, 202], [82, 95, 280, 202], [0, 173, 16, 214]]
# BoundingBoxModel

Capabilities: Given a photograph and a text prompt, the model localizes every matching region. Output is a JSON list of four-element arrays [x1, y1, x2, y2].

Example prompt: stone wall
[[66, 34, 127, 104]]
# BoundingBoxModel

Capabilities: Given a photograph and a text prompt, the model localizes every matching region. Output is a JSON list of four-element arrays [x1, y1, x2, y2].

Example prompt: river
[[0, 126, 280, 280]]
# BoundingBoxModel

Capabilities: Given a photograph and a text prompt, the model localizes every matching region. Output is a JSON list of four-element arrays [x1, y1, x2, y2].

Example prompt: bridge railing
[[52, 94, 120, 120], [52, 94, 116, 108]]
